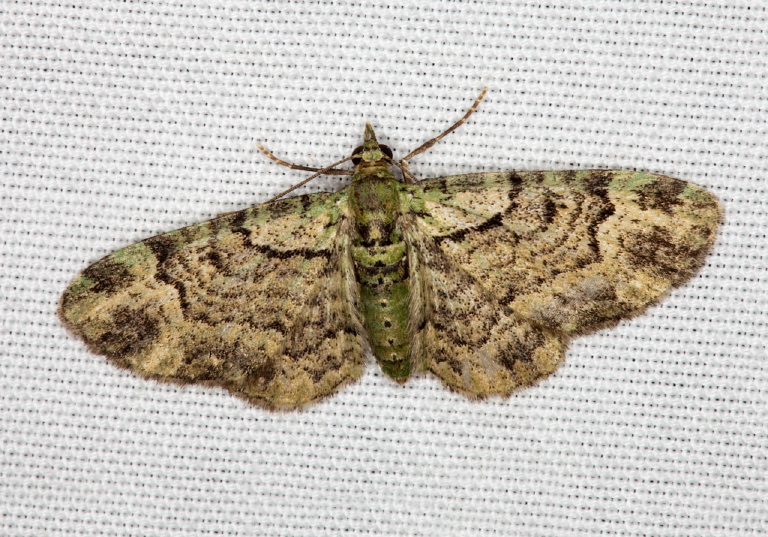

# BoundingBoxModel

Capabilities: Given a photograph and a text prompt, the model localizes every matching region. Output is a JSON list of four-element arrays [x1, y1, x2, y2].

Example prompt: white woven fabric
[[2, 1, 766, 535]]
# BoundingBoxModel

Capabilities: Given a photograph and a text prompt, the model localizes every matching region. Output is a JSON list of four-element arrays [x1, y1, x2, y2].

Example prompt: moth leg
[[399, 88, 488, 178], [387, 156, 419, 184]]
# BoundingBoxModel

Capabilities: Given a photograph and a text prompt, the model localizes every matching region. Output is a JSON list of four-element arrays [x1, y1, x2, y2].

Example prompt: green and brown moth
[[60, 90, 722, 410]]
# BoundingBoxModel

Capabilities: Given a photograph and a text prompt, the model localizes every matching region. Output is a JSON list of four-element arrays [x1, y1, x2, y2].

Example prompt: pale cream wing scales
[[407, 170, 722, 336], [404, 170, 721, 397], [59, 191, 366, 410], [401, 214, 566, 398]]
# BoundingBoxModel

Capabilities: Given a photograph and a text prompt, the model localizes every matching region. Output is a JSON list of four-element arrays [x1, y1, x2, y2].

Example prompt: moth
[[60, 89, 722, 410]]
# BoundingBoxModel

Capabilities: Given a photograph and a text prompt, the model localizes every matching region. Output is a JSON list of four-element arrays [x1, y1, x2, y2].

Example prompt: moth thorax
[[356, 160, 393, 177]]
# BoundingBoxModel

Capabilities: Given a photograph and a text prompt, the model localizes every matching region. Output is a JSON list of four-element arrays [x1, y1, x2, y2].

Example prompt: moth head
[[351, 123, 393, 165]]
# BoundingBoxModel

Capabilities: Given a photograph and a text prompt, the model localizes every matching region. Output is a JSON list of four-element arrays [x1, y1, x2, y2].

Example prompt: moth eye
[[351, 144, 393, 165], [351, 145, 364, 165]]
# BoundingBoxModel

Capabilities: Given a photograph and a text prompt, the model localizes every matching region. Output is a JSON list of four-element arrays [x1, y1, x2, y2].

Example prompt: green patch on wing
[[680, 184, 717, 202], [112, 241, 155, 267], [608, 171, 656, 192]]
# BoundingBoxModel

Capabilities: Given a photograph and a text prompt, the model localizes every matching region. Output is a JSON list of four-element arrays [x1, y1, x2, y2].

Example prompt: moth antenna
[[258, 144, 354, 176], [262, 154, 358, 204], [400, 88, 488, 166]]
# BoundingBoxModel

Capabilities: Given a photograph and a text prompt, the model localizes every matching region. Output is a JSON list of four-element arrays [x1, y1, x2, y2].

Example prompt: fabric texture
[[1, 1, 766, 535]]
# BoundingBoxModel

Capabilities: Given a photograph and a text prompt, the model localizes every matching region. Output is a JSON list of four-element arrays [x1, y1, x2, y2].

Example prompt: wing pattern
[[60, 192, 367, 410], [61, 168, 721, 406], [404, 170, 722, 396]]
